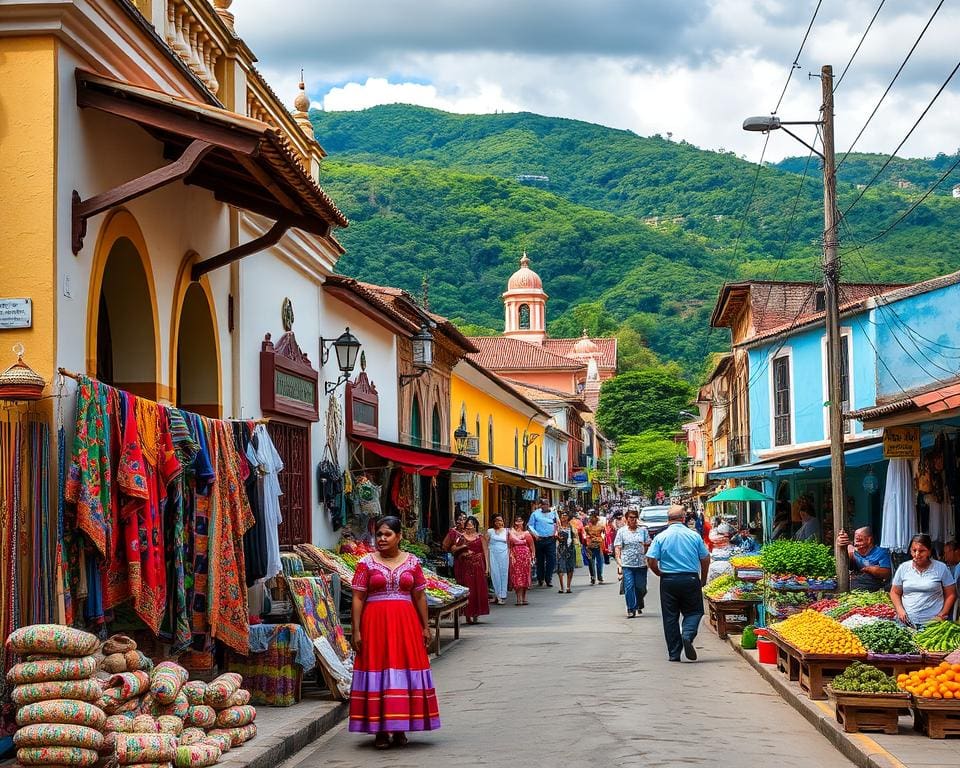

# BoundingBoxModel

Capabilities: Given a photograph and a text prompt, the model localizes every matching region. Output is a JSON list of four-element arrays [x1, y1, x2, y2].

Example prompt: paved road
[[286, 571, 852, 768]]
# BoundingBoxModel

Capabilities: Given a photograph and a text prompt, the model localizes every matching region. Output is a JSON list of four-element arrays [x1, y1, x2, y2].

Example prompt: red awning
[[359, 439, 456, 477]]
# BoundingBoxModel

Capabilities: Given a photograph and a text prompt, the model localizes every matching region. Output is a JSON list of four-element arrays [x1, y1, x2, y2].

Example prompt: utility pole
[[821, 64, 849, 592]]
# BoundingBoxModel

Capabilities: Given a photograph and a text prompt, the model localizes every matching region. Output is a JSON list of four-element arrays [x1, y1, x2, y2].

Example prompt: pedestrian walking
[[452, 515, 490, 624], [555, 510, 577, 593], [441, 511, 467, 569], [486, 514, 509, 605], [528, 499, 558, 587], [349, 516, 440, 748], [645, 505, 710, 662], [584, 510, 606, 585], [614, 509, 650, 617], [507, 515, 534, 605]]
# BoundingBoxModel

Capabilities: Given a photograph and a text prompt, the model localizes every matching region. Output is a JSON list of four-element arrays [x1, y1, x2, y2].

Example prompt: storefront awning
[[489, 465, 536, 489], [527, 477, 576, 492], [707, 462, 779, 480], [72, 71, 348, 272], [359, 439, 455, 477], [798, 435, 932, 469]]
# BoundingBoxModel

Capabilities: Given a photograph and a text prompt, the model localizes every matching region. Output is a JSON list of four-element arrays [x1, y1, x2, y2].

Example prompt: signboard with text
[[0, 299, 31, 329], [883, 426, 920, 459], [260, 331, 319, 422]]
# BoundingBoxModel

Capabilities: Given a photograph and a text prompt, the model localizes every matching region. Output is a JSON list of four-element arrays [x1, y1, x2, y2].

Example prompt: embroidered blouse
[[352, 554, 427, 603]]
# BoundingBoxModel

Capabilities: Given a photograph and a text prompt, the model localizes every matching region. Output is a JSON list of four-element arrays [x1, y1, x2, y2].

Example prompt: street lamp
[[320, 327, 362, 395], [454, 422, 470, 454], [400, 323, 435, 386], [743, 64, 849, 592]]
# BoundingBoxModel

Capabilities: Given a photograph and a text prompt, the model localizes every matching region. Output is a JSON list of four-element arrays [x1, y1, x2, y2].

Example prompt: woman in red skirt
[[451, 515, 490, 624], [350, 516, 441, 749], [508, 514, 534, 605]]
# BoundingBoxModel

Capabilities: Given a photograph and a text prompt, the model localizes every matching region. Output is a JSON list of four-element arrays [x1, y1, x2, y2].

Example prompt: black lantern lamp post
[[454, 420, 470, 454], [400, 323, 434, 386], [321, 327, 361, 395]]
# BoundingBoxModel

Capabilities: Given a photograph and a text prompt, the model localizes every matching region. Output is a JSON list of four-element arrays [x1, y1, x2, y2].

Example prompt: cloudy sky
[[231, 0, 960, 162]]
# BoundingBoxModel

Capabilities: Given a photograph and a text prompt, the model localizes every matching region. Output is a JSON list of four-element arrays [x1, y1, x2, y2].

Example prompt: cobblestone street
[[283, 574, 852, 768]]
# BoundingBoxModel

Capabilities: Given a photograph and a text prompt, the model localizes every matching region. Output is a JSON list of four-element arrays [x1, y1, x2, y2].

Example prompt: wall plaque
[[261, 331, 319, 421], [0, 299, 32, 329]]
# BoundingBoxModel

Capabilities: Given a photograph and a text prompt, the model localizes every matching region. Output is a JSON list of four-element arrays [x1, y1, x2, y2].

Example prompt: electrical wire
[[834, 0, 887, 92], [835, 0, 946, 172], [773, 0, 824, 115], [841, 56, 960, 218]]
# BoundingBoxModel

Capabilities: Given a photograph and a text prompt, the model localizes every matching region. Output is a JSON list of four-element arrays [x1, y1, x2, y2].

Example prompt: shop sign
[[451, 472, 474, 491], [261, 331, 319, 421], [346, 370, 379, 439], [0, 299, 31, 329], [883, 426, 920, 459]]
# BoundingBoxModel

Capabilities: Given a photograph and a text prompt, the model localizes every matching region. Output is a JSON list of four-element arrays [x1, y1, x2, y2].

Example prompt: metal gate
[[268, 421, 311, 546]]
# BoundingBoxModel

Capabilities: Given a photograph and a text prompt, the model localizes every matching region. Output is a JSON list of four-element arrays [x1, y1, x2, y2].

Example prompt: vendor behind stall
[[837, 527, 892, 591]]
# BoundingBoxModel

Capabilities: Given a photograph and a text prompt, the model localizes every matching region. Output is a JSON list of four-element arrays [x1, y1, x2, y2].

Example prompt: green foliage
[[760, 540, 836, 578], [451, 319, 499, 337], [613, 431, 684, 494], [311, 105, 960, 376], [596, 366, 694, 442]]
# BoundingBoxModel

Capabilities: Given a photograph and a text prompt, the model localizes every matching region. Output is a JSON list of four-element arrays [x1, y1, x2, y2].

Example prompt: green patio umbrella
[[707, 486, 772, 503]]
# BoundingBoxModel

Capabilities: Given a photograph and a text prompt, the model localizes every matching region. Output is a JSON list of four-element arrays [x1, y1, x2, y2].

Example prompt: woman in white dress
[[486, 514, 510, 605]]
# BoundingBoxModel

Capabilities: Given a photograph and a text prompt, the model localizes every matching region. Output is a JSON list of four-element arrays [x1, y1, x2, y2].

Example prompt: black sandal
[[374, 734, 391, 750], [392, 733, 408, 747]]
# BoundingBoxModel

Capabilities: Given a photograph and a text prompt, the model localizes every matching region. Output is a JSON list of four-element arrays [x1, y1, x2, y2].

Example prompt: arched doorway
[[95, 235, 158, 398], [175, 283, 220, 417]]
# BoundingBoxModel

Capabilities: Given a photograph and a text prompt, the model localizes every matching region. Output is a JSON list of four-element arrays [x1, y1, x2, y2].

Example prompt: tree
[[596, 366, 695, 442], [614, 432, 684, 494]]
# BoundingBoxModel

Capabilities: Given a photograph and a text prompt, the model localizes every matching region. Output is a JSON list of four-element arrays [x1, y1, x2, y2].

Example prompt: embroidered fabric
[[351, 554, 425, 603]]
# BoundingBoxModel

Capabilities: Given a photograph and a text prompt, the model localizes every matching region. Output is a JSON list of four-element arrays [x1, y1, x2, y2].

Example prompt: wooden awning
[[72, 71, 348, 278]]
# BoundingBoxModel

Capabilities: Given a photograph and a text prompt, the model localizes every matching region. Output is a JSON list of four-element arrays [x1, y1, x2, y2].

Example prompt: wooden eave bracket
[[191, 217, 292, 281], [71, 139, 215, 254]]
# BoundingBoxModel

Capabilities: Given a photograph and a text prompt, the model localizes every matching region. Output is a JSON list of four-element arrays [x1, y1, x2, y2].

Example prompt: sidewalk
[[727, 634, 960, 768], [218, 690, 347, 768]]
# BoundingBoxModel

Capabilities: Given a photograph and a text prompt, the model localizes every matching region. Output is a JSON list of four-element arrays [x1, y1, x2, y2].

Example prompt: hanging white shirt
[[247, 424, 284, 580]]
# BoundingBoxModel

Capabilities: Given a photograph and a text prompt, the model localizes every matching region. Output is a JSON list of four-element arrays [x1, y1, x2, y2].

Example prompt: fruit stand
[[826, 662, 912, 734], [703, 557, 763, 640]]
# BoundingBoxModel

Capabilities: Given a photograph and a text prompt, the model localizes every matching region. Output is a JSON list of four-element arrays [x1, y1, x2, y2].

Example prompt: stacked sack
[[182, 673, 257, 760], [7, 625, 105, 768]]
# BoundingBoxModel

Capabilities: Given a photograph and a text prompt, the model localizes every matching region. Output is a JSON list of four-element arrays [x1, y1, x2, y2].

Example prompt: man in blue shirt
[[837, 527, 891, 591], [527, 499, 558, 587], [646, 505, 711, 662]]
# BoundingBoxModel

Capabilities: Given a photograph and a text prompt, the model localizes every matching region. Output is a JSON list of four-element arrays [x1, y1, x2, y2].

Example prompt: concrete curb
[[218, 701, 349, 768], [726, 637, 908, 768]]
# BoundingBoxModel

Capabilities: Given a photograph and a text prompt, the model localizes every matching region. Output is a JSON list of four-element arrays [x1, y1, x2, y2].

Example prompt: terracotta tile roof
[[850, 373, 960, 422], [467, 337, 586, 371], [542, 337, 617, 369], [323, 275, 420, 333], [503, 379, 593, 413]]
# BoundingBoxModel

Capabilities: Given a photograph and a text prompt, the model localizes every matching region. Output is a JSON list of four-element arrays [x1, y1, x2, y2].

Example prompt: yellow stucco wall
[[451, 373, 544, 473], [0, 37, 57, 381]]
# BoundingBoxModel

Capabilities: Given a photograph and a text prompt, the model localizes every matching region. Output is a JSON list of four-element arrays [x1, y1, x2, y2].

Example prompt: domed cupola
[[502, 252, 548, 344]]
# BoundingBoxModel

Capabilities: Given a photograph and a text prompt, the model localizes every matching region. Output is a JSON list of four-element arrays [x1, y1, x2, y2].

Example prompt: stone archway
[[175, 282, 220, 417], [94, 235, 158, 399]]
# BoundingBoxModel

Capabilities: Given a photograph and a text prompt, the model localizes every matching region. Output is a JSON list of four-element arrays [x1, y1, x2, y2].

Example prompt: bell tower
[[502, 252, 548, 344]]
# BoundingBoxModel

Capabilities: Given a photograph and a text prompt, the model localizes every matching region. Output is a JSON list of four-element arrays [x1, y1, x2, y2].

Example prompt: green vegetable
[[914, 620, 960, 652], [760, 540, 836, 578], [832, 662, 900, 693], [852, 621, 918, 655]]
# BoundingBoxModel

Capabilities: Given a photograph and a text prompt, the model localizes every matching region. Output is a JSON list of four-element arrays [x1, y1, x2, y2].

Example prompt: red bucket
[[757, 637, 776, 665]]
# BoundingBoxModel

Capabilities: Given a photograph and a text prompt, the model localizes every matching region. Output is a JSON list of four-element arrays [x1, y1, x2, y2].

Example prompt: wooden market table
[[706, 596, 760, 640], [913, 698, 960, 739], [766, 630, 866, 700], [826, 686, 912, 734], [428, 595, 469, 656]]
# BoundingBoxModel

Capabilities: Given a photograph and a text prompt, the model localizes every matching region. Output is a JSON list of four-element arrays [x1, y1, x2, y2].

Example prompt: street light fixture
[[400, 323, 435, 386], [743, 64, 849, 592], [320, 327, 362, 395], [454, 421, 470, 454]]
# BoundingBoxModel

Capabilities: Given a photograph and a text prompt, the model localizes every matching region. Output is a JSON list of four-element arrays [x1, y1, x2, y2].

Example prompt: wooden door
[[268, 421, 311, 546]]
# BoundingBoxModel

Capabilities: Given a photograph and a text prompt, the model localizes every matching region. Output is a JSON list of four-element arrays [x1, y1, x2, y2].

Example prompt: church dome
[[572, 331, 599, 356], [506, 253, 543, 291]]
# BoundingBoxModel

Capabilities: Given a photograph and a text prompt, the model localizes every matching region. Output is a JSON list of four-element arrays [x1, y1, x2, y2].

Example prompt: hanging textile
[[160, 408, 199, 654], [0, 415, 23, 687], [246, 423, 284, 582], [29, 420, 53, 624], [881, 458, 917, 554], [205, 419, 255, 654], [234, 421, 267, 588]]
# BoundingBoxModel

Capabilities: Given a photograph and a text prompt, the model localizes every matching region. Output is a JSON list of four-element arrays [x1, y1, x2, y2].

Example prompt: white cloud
[[231, 0, 960, 162]]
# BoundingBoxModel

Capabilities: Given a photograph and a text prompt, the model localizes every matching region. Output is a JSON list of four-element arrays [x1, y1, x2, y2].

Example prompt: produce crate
[[922, 651, 952, 664], [912, 698, 960, 739], [706, 596, 759, 640], [766, 630, 801, 681], [733, 567, 764, 582], [767, 630, 866, 700], [826, 686, 911, 734]]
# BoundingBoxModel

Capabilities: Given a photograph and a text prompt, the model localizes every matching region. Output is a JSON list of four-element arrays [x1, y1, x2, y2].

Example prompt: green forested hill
[[311, 105, 960, 376]]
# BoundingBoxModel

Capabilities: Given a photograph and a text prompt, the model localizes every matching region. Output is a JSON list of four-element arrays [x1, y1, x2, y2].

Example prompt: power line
[[840, 56, 960, 219], [852, 154, 960, 245], [773, 0, 824, 114], [834, 0, 887, 92], [835, 0, 946, 172]]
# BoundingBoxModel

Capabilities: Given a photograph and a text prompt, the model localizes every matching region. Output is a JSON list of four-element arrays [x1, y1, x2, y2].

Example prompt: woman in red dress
[[350, 516, 441, 749], [451, 515, 489, 624], [507, 514, 534, 605]]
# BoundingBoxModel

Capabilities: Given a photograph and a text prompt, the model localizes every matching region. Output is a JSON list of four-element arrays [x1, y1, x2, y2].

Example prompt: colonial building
[[469, 253, 617, 410]]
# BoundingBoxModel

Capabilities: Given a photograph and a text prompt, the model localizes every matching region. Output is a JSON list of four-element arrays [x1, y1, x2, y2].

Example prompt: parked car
[[638, 505, 671, 537]]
